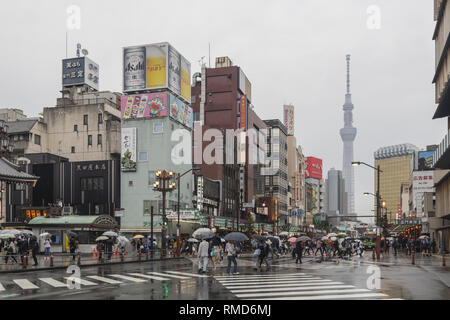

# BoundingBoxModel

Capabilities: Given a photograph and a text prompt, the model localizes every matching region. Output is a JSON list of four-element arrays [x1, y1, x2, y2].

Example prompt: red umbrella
[[288, 237, 297, 243]]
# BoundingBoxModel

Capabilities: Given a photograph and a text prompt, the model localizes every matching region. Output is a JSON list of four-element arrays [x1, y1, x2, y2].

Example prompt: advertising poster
[[146, 43, 168, 89], [84, 57, 99, 91], [418, 151, 435, 170], [123, 47, 146, 91], [169, 93, 194, 128], [283, 104, 294, 135], [121, 92, 168, 119], [180, 56, 191, 103], [305, 157, 323, 179], [121, 128, 137, 172], [412, 171, 434, 193], [168, 45, 181, 96]]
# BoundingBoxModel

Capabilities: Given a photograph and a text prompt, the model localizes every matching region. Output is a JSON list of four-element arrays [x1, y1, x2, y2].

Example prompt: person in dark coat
[[30, 236, 39, 266], [69, 237, 77, 261], [295, 241, 303, 264], [106, 238, 114, 260]]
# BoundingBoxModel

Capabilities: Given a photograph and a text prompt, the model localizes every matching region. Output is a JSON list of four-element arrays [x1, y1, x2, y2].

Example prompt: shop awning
[[0, 157, 39, 185], [28, 215, 119, 229]]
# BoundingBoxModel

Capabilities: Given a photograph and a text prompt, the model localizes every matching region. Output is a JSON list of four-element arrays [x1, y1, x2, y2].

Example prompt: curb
[[0, 257, 187, 274]]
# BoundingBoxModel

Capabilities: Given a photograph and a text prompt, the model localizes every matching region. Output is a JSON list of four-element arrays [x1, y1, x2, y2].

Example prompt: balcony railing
[[432, 130, 450, 168]]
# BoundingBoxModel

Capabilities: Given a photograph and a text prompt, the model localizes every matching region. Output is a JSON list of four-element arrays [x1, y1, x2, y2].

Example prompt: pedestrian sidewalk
[[0, 251, 184, 274]]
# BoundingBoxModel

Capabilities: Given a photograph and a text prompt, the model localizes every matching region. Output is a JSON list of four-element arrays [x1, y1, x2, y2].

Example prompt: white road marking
[[0, 283, 5, 291], [108, 274, 147, 283], [217, 276, 318, 283], [217, 278, 324, 285], [214, 273, 306, 279], [148, 272, 189, 280], [225, 281, 340, 290], [164, 271, 209, 278], [235, 288, 371, 298], [127, 273, 170, 281], [230, 285, 355, 293], [39, 278, 67, 288], [86, 276, 123, 284], [13, 279, 39, 290], [64, 277, 98, 286], [252, 293, 389, 300]]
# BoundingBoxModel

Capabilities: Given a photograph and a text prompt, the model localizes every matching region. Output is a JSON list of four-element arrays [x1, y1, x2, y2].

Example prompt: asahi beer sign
[[123, 47, 146, 91], [121, 128, 137, 172]]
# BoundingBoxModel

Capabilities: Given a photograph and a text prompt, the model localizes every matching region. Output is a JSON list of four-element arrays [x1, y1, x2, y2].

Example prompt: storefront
[[28, 215, 119, 253]]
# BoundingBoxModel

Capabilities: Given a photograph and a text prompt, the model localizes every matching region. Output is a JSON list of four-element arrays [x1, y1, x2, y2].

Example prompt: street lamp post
[[153, 170, 176, 258], [176, 167, 200, 257], [353, 161, 383, 261]]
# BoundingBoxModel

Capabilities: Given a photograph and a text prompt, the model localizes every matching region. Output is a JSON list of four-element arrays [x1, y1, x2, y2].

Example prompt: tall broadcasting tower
[[340, 54, 357, 216]]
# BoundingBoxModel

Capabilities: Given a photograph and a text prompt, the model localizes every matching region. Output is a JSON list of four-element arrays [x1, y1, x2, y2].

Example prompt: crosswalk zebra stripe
[[0, 283, 5, 291], [148, 272, 189, 280], [86, 276, 123, 284], [225, 280, 336, 289], [218, 278, 323, 285], [230, 285, 355, 293], [215, 275, 312, 281], [13, 279, 39, 290], [215, 273, 306, 279], [109, 275, 147, 283], [128, 273, 171, 281], [164, 271, 209, 278], [64, 277, 98, 286], [39, 278, 67, 288], [235, 288, 371, 298], [252, 293, 389, 300], [217, 276, 319, 283]]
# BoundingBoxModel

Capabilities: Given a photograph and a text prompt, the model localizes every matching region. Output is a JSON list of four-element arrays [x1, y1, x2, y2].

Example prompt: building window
[[71, 146, 75, 153], [98, 113, 103, 124], [143, 200, 151, 216], [74, 124, 78, 132], [148, 171, 156, 185], [83, 115, 88, 125], [80, 177, 104, 191], [153, 122, 163, 133], [14, 135, 18, 141], [88, 135, 92, 146], [19, 135, 24, 141], [97, 134, 102, 145], [139, 152, 148, 161], [34, 134, 41, 145]]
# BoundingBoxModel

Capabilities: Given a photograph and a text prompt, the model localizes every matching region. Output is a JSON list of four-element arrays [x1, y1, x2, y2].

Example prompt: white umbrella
[[418, 235, 430, 240], [0, 229, 20, 235], [117, 236, 130, 243], [103, 231, 118, 237], [192, 228, 215, 240], [40, 232, 51, 238], [279, 231, 289, 237], [187, 238, 199, 243], [0, 234, 15, 239], [20, 230, 34, 235], [96, 236, 109, 241], [221, 238, 226, 243], [330, 236, 337, 241]]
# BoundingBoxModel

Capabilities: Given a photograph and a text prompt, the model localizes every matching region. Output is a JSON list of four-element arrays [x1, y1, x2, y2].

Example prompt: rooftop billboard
[[418, 151, 435, 171], [305, 157, 323, 180], [123, 42, 191, 104], [62, 56, 99, 91]]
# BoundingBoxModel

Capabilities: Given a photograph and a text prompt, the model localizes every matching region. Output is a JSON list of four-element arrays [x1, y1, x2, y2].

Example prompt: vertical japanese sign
[[240, 95, 247, 130], [121, 128, 137, 172], [197, 176, 204, 211], [283, 104, 294, 136], [398, 204, 402, 220]]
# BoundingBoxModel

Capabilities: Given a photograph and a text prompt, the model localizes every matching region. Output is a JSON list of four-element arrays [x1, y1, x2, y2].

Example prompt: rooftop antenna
[[76, 43, 81, 58], [198, 56, 206, 68], [209, 42, 211, 68], [346, 54, 351, 94], [82, 49, 89, 56]]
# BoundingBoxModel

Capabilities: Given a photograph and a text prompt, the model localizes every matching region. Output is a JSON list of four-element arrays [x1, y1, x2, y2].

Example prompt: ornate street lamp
[[153, 170, 175, 258]]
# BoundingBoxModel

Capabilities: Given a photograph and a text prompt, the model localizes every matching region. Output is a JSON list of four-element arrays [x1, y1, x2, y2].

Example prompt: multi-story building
[[286, 136, 306, 227], [191, 57, 268, 231], [431, 0, 450, 252], [325, 168, 347, 227], [262, 119, 289, 232], [374, 143, 418, 223], [0, 108, 29, 122]]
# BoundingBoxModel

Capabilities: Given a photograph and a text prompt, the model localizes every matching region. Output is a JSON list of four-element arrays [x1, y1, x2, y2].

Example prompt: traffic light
[[381, 200, 386, 208], [163, 219, 168, 227]]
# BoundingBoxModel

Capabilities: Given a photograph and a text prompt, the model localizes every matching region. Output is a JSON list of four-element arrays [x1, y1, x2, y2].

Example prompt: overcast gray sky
[[0, 0, 444, 223]]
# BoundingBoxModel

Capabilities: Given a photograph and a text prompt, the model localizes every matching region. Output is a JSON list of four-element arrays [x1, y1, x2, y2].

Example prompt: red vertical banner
[[397, 204, 402, 220]]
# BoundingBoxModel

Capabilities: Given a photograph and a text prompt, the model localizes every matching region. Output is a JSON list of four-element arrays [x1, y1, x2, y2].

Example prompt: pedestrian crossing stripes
[[215, 273, 390, 300], [128, 273, 171, 281], [63, 277, 98, 286], [163, 271, 209, 278], [13, 279, 39, 290], [108, 274, 147, 283], [147, 272, 190, 280], [39, 278, 67, 288], [86, 276, 123, 284]]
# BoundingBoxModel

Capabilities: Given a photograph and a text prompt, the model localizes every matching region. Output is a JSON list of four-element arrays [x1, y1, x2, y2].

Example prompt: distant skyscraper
[[340, 55, 357, 215]]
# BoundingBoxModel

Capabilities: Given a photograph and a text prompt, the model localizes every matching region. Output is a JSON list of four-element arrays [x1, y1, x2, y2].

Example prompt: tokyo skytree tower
[[339, 54, 357, 215]]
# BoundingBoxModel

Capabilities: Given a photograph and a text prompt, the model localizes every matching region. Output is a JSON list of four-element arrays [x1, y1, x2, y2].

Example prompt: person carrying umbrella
[[69, 236, 78, 261], [257, 239, 271, 272], [225, 240, 239, 275], [295, 240, 303, 264], [5, 239, 18, 264], [197, 238, 209, 274]]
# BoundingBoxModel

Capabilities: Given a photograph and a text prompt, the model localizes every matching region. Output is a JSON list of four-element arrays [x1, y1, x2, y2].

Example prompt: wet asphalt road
[[0, 253, 448, 300]]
